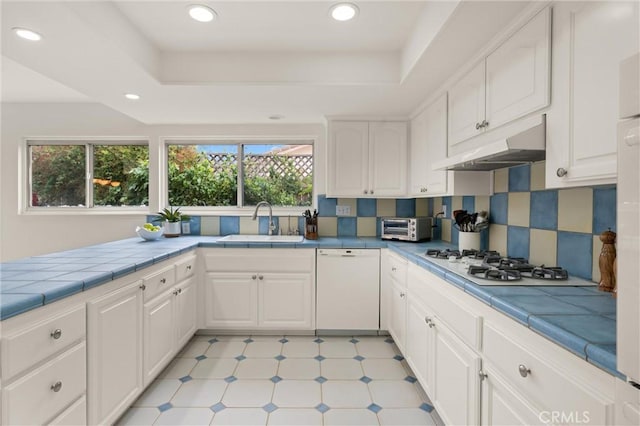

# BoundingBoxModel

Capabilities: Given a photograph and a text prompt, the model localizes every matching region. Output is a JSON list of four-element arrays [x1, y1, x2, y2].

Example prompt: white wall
[[0, 103, 326, 261]]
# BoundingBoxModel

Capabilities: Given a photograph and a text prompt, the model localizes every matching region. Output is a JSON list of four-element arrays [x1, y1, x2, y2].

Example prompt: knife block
[[305, 218, 318, 240], [598, 229, 616, 293]]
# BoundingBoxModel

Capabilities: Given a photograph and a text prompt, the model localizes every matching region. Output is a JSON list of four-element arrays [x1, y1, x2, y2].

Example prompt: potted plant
[[155, 206, 190, 238]]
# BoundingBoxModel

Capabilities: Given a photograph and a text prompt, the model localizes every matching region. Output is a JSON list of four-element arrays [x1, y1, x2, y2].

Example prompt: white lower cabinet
[[87, 281, 144, 426], [406, 295, 433, 396], [144, 276, 197, 386], [203, 249, 315, 331], [388, 279, 408, 354], [481, 364, 542, 426]]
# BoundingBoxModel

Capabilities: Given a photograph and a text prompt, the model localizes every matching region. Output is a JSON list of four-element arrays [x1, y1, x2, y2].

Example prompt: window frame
[[22, 137, 150, 215], [162, 136, 316, 216]]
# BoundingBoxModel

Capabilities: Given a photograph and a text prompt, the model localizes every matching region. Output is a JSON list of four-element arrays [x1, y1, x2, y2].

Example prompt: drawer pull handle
[[51, 381, 63, 392], [160, 278, 166, 284], [50, 329, 62, 340], [518, 364, 531, 378]]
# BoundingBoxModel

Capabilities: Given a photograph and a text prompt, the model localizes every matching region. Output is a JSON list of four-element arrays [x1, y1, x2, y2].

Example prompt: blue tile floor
[[117, 335, 440, 426]]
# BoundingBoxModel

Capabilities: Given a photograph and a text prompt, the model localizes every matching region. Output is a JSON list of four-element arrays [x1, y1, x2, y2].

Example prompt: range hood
[[433, 114, 546, 171]]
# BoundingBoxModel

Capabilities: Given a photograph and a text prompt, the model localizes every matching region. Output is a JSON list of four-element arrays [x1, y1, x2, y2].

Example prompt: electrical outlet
[[442, 205, 447, 218], [336, 205, 351, 216]]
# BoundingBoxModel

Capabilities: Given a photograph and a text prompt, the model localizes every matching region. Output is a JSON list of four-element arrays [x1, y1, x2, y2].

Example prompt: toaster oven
[[381, 217, 433, 242]]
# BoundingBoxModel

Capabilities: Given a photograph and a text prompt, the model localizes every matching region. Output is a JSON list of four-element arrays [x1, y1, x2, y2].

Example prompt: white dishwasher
[[316, 249, 380, 331]]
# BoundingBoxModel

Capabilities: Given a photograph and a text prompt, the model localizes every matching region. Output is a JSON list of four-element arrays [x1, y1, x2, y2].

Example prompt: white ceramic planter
[[458, 231, 481, 251], [163, 221, 181, 238]]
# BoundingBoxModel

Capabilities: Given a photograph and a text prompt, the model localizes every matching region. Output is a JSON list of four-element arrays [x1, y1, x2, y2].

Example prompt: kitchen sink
[[217, 234, 304, 243]]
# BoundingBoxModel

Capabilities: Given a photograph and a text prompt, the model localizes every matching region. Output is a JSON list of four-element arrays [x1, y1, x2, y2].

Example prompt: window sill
[[22, 208, 150, 216], [180, 207, 313, 217]]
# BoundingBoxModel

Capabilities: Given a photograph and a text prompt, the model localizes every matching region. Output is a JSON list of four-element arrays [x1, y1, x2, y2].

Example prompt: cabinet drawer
[[49, 395, 86, 426], [175, 256, 196, 282], [204, 249, 315, 273], [1, 305, 85, 380], [386, 252, 407, 287], [143, 265, 176, 301], [2, 342, 86, 426], [483, 322, 611, 424], [409, 266, 481, 349]]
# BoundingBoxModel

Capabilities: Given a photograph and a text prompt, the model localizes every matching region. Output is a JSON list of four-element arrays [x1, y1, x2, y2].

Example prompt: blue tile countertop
[[0, 236, 619, 379], [385, 241, 620, 380]]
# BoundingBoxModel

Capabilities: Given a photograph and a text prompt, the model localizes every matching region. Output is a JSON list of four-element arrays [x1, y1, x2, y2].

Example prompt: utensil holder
[[305, 219, 318, 240], [458, 231, 481, 251]]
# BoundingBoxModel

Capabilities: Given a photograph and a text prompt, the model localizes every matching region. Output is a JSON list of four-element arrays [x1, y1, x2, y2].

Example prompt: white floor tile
[[320, 358, 364, 380], [368, 381, 423, 408], [320, 341, 358, 358], [115, 407, 160, 425], [355, 339, 399, 358], [277, 358, 320, 379], [205, 341, 247, 358], [223, 380, 275, 407], [272, 380, 321, 408], [159, 358, 198, 379], [244, 341, 283, 358], [267, 408, 323, 426], [178, 340, 211, 358], [377, 408, 436, 426], [214, 335, 251, 341], [235, 358, 279, 379], [249, 335, 285, 342], [322, 381, 372, 408], [282, 342, 319, 358], [170, 379, 228, 407], [154, 407, 214, 425], [211, 408, 268, 425], [281, 336, 318, 343], [190, 358, 238, 379], [361, 359, 407, 380], [323, 409, 380, 426], [133, 379, 181, 407]]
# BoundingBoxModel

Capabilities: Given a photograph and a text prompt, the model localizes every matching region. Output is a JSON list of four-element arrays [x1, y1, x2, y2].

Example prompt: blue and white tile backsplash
[[152, 161, 613, 282]]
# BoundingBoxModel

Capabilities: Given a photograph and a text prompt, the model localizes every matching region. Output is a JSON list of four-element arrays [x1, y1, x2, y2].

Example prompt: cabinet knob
[[160, 278, 166, 284], [364, 190, 368, 194], [518, 364, 531, 378], [139, 284, 146, 291], [391, 267, 397, 272], [258, 275, 264, 280], [424, 317, 431, 324], [482, 120, 489, 128], [556, 168, 568, 178], [178, 288, 182, 294], [50, 329, 62, 340], [187, 265, 192, 270], [479, 370, 488, 381], [476, 122, 481, 130], [428, 321, 435, 328], [50, 381, 63, 392], [251, 275, 257, 280], [399, 292, 406, 298], [370, 190, 374, 194], [173, 290, 179, 296]]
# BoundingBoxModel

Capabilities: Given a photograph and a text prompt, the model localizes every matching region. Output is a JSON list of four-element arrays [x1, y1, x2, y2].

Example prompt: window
[[28, 140, 149, 209], [167, 141, 313, 208]]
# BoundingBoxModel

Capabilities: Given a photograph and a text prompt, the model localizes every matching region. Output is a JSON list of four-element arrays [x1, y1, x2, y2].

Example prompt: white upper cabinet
[[546, 1, 639, 187], [485, 7, 551, 130], [448, 7, 551, 152], [448, 62, 487, 148], [410, 93, 492, 197], [327, 120, 407, 198]]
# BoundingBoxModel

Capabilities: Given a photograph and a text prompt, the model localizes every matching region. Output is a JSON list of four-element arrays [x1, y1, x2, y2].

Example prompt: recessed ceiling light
[[188, 5, 217, 22], [268, 115, 285, 120], [330, 3, 359, 21], [124, 93, 140, 100], [13, 27, 42, 41]]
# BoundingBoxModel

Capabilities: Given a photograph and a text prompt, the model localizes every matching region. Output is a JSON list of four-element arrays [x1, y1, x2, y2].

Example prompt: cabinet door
[[369, 122, 407, 196], [143, 291, 176, 386], [485, 7, 550, 131], [547, 1, 640, 187], [388, 280, 407, 353], [87, 281, 143, 426], [205, 273, 258, 328], [422, 94, 448, 196], [328, 121, 369, 197], [432, 317, 481, 426], [448, 61, 486, 147], [406, 297, 434, 396], [481, 365, 542, 426], [175, 277, 197, 350], [259, 273, 314, 330]]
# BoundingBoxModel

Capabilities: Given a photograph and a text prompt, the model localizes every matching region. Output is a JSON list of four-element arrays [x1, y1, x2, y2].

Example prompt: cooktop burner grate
[[524, 266, 569, 280], [467, 265, 522, 281]]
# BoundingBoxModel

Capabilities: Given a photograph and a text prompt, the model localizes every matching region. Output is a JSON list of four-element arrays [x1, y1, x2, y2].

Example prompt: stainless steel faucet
[[252, 201, 276, 235]]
